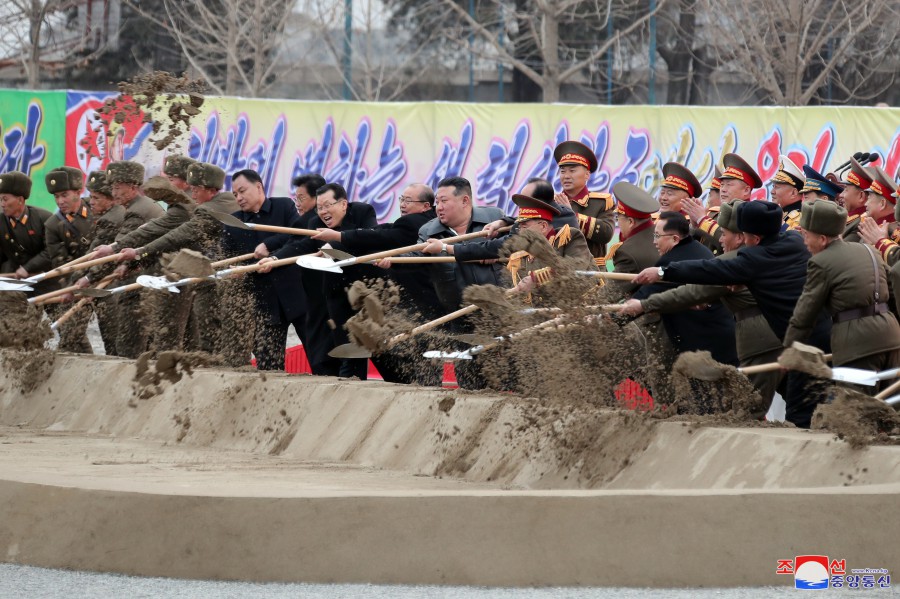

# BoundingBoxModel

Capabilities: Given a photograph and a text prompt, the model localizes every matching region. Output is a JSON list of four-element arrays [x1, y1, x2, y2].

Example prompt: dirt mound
[[161, 249, 214, 280], [96, 71, 206, 151], [134, 350, 218, 399], [0, 292, 51, 351], [0, 292, 55, 393], [345, 279, 412, 352], [812, 387, 900, 449]]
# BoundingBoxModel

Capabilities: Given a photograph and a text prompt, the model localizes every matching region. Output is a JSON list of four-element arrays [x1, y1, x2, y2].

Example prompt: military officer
[[162, 155, 196, 192], [121, 163, 243, 361], [769, 155, 804, 231], [858, 166, 900, 266], [41, 166, 94, 352], [84, 170, 124, 355], [786, 199, 900, 391], [667, 161, 722, 254], [76, 160, 165, 358], [0, 171, 53, 290], [505, 193, 594, 297], [799, 165, 841, 203], [836, 156, 872, 243], [603, 181, 659, 297], [552, 141, 615, 260], [718, 153, 762, 203], [707, 165, 723, 209]]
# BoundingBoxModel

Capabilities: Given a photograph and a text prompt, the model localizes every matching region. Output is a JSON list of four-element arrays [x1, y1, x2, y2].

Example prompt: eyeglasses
[[398, 196, 427, 205], [317, 201, 342, 212], [653, 233, 679, 240]]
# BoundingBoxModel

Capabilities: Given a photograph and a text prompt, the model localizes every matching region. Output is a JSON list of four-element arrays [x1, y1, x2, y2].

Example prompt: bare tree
[[701, 0, 900, 105], [297, 0, 452, 101], [124, 0, 295, 97], [412, 0, 668, 103], [0, 0, 113, 88]]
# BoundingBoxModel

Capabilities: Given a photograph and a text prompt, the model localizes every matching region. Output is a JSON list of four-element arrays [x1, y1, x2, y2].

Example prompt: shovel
[[424, 314, 570, 360], [0, 280, 34, 292], [50, 277, 115, 331], [208, 211, 319, 237], [300, 226, 512, 274], [0, 253, 122, 287], [319, 248, 502, 265], [329, 287, 521, 359]]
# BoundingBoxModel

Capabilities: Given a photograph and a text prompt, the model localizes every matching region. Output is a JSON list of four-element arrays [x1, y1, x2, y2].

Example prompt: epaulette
[[706, 206, 721, 216], [697, 215, 719, 235], [604, 241, 624, 263], [588, 191, 615, 211], [532, 267, 554, 287], [846, 214, 861, 225], [550, 224, 572, 249], [506, 250, 531, 286], [874, 238, 898, 262], [784, 209, 801, 231]]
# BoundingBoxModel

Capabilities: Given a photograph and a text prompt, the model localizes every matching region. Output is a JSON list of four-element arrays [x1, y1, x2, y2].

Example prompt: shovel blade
[[830, 367, 879, 387], [0, 281, 33, 292], [136, 275, 181, 293], [423, 350, 473, 360], [208, 211, 250, 229], [320, 248, 355, 261], [297, 255, 343, 273], [328, 343, 373, 359]]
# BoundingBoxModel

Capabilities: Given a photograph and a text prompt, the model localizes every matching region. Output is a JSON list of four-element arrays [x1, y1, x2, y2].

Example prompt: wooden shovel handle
[[51, 278, 114, 330], [348, 226, 512, 265], [211, 253, 255, 268], [37, 253, 121, 281], [875, 376, 900, 400], [590, 271, 638, 281], [247, 223, 319, 236], [739, 352, 834, 375]]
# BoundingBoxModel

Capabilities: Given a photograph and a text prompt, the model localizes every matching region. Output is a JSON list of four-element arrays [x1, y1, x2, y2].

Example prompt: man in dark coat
[[630, 212, 738, 367], [313, 182, 441, 384], [221, 169, 308, 371], [255, 173, 338, 376], [634, 201, 832, 428], [264, 182, 378, 378]]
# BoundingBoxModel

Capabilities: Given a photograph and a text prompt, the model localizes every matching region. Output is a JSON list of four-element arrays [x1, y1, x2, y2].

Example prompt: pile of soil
[[345, 279, 414, 352], [670, 351, 765, 417], [133, 350, 218, 399], [0, 292, 55, 393], [96, 71, 206, 151], [812, 387, 900, 449]]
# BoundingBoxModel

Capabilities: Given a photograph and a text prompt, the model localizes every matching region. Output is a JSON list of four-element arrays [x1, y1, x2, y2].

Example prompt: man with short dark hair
[[222, 169, 310, 371]]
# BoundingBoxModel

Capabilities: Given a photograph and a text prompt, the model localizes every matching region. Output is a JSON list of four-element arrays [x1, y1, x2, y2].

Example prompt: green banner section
[[0, 89, 67, 211]]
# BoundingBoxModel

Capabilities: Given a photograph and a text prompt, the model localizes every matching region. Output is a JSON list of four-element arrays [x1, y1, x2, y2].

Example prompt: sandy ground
[[1, 354, 899, 587]]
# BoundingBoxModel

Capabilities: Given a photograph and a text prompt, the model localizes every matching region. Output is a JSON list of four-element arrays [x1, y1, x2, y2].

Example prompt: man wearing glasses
[[263, 183, 377, 378]]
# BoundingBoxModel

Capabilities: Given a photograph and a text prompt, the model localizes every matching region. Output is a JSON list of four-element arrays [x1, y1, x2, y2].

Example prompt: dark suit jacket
[[633, 237, 739, 365], [662, 231, 831, 351], [221, 196, 307, 326], [340, 209, 441, 318]]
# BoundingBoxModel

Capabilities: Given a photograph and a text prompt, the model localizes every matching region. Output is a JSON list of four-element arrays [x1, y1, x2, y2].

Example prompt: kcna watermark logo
[[776, 555, 890, 590]]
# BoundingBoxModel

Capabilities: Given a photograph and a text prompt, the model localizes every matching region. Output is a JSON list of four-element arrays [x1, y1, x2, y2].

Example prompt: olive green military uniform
[[117, 176, 197, 355], [138, 163, 241, 359], [785, 201, 900, 391], [639, 252, 782, 410], [85, 171, 124, 355], [40, 167, 95, 353], [89, 162, 165, 358]]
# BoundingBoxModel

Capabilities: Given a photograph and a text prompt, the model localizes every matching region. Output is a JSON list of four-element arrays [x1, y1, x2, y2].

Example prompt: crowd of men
[[2, 141, 900, 428]]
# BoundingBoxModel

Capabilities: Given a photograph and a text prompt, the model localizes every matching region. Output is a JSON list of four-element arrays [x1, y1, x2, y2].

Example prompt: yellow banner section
[[58, 92, 900, 221]]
